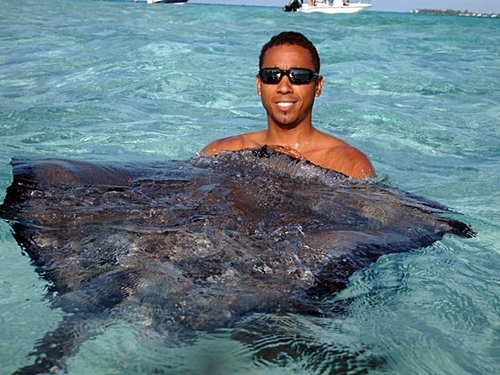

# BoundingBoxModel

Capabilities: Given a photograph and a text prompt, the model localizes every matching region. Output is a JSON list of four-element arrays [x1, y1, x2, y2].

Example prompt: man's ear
[[315, 75, 324, 97], [256, 75, 262, 96]]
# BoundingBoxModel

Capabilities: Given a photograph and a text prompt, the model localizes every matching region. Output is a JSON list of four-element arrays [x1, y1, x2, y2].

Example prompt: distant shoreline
[[410, 9, 499, 18]]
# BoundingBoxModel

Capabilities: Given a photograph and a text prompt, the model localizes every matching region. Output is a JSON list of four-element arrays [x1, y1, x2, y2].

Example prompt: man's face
[[256, 44, 323, 129]]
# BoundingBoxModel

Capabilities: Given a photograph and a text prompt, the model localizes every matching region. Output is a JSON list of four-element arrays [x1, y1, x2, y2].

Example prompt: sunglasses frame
[[258, 68, 319, 85]]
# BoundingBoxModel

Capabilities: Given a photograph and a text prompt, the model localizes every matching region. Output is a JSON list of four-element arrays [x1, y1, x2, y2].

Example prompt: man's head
[[259, 31, 320, 73], [256, 31, 323, 130]]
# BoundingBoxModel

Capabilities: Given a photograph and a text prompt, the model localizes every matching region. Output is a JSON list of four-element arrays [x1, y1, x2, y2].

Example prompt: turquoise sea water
[[1, 0, 500, 374]]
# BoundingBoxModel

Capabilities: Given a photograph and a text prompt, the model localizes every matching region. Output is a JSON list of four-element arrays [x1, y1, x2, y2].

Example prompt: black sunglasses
[[258, 68, 319, 85]]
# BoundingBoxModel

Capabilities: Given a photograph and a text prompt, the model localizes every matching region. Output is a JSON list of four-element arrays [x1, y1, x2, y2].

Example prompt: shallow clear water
[[1, 0, 499, 374]]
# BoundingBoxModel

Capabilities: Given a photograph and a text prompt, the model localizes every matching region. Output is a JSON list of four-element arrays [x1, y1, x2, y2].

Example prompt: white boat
[[284, 0, 372, 14]]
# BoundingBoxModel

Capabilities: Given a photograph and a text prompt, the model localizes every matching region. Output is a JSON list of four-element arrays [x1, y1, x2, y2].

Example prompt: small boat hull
[[146, 0, 187, 4]]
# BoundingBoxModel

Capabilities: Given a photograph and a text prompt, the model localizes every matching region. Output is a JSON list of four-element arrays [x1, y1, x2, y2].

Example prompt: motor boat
[[284, 0, 372, 14]]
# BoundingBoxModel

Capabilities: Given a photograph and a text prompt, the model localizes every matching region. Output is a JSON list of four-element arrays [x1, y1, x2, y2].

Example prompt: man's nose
[[276, 76, 293, 93]]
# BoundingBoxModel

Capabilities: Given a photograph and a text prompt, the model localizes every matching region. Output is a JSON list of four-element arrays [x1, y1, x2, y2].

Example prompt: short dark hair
[[259, 31, 320, 73]]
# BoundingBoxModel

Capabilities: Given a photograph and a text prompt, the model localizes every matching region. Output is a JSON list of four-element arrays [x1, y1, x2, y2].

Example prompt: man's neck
[[264, 124, 317, 153]]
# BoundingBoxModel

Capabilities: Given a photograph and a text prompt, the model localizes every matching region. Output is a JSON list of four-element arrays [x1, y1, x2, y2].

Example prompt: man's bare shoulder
[[322, 144, 375, 179], [200, 131, 266, 156], [303, 130, 374, 179]]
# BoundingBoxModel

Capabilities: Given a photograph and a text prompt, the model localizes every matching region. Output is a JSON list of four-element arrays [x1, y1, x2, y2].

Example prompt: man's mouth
[[276, 101, 294, 110]]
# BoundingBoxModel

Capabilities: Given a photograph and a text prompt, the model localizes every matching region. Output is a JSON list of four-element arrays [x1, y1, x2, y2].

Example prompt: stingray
[[0, 146, 474, 374]]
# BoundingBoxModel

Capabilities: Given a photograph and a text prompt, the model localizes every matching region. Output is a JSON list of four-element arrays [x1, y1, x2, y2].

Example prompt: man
[[201, 31, 375, 179]]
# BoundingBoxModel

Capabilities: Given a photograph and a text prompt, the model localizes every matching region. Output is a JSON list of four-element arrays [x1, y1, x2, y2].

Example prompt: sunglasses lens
[[260, 69, 281, 84], [289, 69, 314, 84]]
